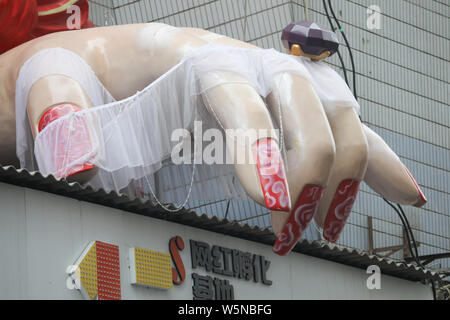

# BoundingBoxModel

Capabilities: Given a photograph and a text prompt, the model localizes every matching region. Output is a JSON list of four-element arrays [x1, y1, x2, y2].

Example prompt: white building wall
[[0, 182, 433, 300]]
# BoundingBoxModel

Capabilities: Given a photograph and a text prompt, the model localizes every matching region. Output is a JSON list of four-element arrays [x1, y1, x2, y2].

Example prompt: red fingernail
[[39, 104, 95, 178], [273, 185, 325, 256], [323, 180, 360, 243], [403, 165, 427, 206], [255, 139, 291, 212]]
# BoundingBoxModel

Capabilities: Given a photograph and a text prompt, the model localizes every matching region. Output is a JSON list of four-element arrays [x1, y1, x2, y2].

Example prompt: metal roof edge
[[0, 165, 442, 283]]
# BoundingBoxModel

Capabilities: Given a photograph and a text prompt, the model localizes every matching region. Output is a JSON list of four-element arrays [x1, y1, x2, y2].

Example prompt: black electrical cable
[[398, 203, 437, 300], [327, 0, 358, 100], [322, 0, 350, 87], [322, 1, 437, 299], [323, 0, 362, 122], [383, 199, 415, 258], [383, 198, 437, 299], [325, 2, 426, 278], [397, 204, 420, 259]]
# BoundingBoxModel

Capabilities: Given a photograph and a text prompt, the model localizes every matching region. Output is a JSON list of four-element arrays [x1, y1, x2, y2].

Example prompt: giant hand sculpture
[[0, 23, 427, 256]]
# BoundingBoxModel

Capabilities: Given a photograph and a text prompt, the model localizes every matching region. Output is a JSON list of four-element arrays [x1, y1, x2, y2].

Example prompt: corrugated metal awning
[[0, 165, 442, 283]]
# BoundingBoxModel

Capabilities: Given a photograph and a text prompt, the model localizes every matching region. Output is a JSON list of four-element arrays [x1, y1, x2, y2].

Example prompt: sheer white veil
[[15, 44, 359, 208]]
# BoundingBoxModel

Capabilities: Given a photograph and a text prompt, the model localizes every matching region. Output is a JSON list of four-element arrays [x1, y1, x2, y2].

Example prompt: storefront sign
[[67, 236, 272, 300]]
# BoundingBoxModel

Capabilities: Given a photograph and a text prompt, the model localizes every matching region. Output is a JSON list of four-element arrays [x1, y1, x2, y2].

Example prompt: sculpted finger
[[188, 29, 297, 211], [200, 71, 291, 212], [362, 124, 427, 207], [27, 74, 98, 182], [315, 106, 369, 243], [266, 73, 335, 255]]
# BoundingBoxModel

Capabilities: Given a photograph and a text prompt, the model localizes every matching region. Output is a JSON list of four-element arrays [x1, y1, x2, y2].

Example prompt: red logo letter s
[[169, 236, 186, 285]]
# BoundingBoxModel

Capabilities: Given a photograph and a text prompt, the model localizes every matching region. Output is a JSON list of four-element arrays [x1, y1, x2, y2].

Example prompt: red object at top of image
[[0, 0, 95, 55]]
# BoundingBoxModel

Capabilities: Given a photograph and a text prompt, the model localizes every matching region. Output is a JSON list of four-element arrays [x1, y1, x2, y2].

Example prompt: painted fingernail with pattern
[[323, 180, 360, 243], [273, 185, 325, 256], [255, 138, 291, 212]]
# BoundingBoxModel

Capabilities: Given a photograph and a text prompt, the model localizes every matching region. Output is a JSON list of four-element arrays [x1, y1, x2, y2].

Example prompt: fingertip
[[322, 180, 360, 243], [322, 233, 337, 243], [413, 193, 428, 208], [272, 185, 324, 256], [272, 245, 290, 256], [403, 165, 428, 207]]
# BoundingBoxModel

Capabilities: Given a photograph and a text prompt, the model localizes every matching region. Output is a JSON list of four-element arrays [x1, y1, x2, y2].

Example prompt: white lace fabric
[[15, 45, 359, 202]]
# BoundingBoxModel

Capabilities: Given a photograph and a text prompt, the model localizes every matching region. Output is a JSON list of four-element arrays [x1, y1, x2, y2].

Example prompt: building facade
[[0, 174, 436, 300]]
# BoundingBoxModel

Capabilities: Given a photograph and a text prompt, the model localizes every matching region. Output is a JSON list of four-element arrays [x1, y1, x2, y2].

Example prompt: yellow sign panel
[[78, 242, 98, 300], [129, 247, 173, 290]]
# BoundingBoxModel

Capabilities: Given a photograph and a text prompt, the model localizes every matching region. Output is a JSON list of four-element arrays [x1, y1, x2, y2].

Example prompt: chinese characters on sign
[[190, 240, 272, 300], [191, 274, 234, 300]]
